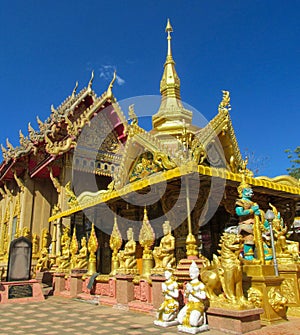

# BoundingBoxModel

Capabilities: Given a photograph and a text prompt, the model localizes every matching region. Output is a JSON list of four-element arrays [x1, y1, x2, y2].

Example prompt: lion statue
[[201, 232, 250, 308]]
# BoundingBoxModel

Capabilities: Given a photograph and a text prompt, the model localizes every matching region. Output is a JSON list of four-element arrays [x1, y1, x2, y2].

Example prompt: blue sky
[[0, 1, 299, 177]]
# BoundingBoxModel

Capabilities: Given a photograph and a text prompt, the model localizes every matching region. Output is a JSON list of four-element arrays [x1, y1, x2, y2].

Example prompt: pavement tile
[[1, 296, 300, 335]]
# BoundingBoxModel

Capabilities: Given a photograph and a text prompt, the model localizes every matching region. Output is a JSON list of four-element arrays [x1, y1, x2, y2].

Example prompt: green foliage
[[285, 146, 300, 179]]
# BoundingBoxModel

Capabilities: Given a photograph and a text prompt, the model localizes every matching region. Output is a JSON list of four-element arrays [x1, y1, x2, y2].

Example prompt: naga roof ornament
[[71, 81, 79, 98], [87, 70, 94, 90], [106, 70, 116, 98]]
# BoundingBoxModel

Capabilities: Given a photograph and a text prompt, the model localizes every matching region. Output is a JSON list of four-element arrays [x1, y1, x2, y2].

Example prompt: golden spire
[[160, 18, 181, 100], [152, 19, 192, 132], [166, 19, 174, 63]]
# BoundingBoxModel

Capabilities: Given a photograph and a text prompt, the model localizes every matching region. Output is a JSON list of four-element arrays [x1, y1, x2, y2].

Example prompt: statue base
[[115, 274, 134, 306], [278, 263, 300, 309], [177, 324, 209, 334], [243, 264, 288, 325], [154, 319, 179, 327], [0, 279, 45, 304], [53, 272, 67, 296], [287, 306, 300, 317], [207, 307, 263, 334], [70, 272, 84, 298], [151, 275, 166, 309]]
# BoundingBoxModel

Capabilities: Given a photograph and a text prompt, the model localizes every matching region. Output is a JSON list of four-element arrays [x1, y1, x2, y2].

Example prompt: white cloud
[[99, 65, 125, 86], [116, 74, 125, 86]]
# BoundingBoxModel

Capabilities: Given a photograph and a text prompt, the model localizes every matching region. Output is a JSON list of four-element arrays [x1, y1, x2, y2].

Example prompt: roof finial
[[107, 70, 116, 98], [166, 18, 173, 61]]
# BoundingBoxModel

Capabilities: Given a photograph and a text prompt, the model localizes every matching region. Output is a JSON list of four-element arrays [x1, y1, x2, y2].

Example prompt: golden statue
[[87, 224, 98, 275], [153, 221, 175, 272], [109, 217, 122, 275], [270, 203, 299, 263], [117, 227, 138, 274], [56, 239, 71, 271], [56, 226, 71, 271], [32, 233, 39, 256], [41, 228, 51, 249], [61, 226, 70, 249], [70, 227, 79, 270], [74, 237, 88, 270], [154, 265, 179, 326], [201, 233, 251, 309], [36, 247, 50, 272], [139, 208, 155, 278]]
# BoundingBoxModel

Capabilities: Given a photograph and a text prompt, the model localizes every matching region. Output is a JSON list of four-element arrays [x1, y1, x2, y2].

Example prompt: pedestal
[[0, 279, 44, 304], [115, 274, 134, 307], [70, 273, 84, 297], [278, 263, 300, 316], [151, 275, 165, 309], [243, 265, 287, 324], [35, 271, 53, 287], [207, 307, 263, 334], [53, 272, 67, 296], [128, 279, 154, 313]]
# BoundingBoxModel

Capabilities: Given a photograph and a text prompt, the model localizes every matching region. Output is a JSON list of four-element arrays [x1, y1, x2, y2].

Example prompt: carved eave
[[48, 161, 300, 223], [255, 175, 300, 189], [193, 105, 243, 173], [114, 123, 176, 190], [54, 73, 96, 117], [44, 90, 128, 156]]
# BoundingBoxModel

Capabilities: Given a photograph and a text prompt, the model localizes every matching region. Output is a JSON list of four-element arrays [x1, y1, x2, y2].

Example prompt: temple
[[0, 19, 300, 327]]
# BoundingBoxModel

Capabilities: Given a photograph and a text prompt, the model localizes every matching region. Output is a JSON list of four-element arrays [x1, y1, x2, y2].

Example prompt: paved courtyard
[[0, 296, 300, 335]]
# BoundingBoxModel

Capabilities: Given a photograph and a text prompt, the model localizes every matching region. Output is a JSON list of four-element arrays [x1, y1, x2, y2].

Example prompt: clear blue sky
[[0, 1, 299, 177]]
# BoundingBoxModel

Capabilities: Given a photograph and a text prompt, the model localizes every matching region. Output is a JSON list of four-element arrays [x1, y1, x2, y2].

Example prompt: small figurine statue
[[56, 237, 71, 272], [271, 203, 300, 262], [117, 227, 138, 274], [32, 233, 39, 256], [177, 261, 209, 334], [153, 221, 176, 272], [36, 247, 50, 272], [61, 226, 71, 249], [154, 264, 179, 327], [75, 237, 88, 269]]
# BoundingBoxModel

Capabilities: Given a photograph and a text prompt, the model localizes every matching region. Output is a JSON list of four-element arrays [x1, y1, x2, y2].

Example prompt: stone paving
[[0, 296, 300, 335]]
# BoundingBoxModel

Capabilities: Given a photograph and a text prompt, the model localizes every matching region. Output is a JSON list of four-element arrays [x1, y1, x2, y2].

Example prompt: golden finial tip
[[165, 18, 173, 33]]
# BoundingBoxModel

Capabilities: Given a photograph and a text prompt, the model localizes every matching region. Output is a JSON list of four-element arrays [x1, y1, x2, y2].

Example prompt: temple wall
[[0, 176, 58, 276], [31, 178, 56, 242]]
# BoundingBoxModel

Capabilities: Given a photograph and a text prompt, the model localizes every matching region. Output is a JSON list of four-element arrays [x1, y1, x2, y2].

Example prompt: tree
[[243, 149, 269, 176], [285, 146, 300, 179]]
